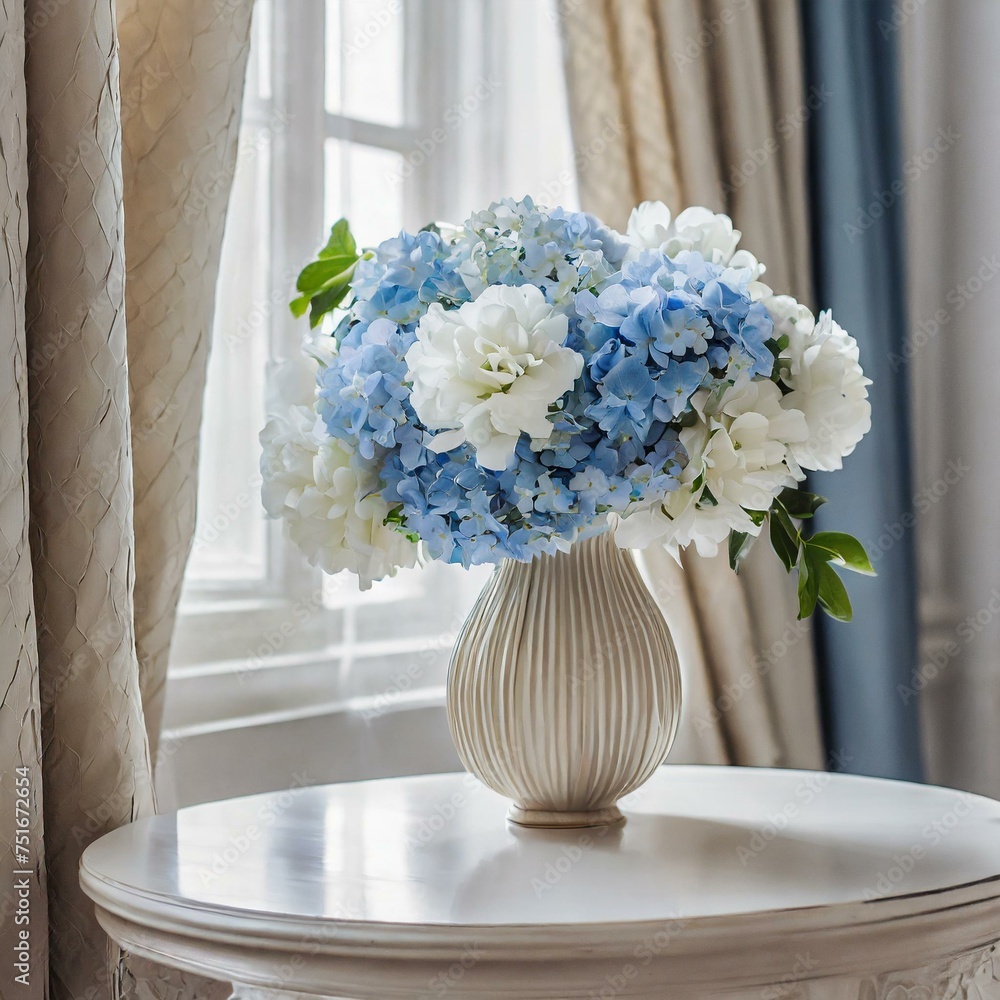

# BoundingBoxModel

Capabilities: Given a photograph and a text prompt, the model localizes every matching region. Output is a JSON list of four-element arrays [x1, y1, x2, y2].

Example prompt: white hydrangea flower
[[776, 307, 872, 472], [260, 406, 419, 589], [764, 294, 816, 340], [614, 479, 738, 561], [456, 242, 489, 299], [405, 283, 583, 470], [615, 380, 808, 558]]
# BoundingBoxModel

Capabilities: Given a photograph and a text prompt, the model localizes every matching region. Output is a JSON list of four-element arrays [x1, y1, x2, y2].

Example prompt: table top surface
[[81, 766, 1000, 932]]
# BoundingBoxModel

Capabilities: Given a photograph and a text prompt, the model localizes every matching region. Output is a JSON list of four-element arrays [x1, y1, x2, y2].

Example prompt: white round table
[[80, 766, 1000, 999]]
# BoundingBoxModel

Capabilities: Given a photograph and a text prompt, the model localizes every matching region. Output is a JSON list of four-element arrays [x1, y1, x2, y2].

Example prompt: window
[[163, 0, 577, 802]]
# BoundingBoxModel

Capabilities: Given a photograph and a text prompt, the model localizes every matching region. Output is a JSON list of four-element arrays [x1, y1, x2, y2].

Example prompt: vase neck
[[499, 526, 625, 584], [563, 527, 617, 562]]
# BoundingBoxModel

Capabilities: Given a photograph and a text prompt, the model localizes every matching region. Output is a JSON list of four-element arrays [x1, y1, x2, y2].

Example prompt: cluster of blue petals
[[314, 199, 774, 567]]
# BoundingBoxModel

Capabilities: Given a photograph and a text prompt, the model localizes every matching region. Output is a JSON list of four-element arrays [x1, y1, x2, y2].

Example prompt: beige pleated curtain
[[0, 0, 252, 997], [560, 0, 825, 770]]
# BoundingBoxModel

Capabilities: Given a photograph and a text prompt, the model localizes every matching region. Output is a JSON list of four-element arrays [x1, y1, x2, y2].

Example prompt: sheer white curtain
[[162, 0, 580, 807], [903, 1, 1000, 797]]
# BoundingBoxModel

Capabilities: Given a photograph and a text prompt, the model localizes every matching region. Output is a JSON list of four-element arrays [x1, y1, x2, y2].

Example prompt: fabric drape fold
[[1, 3, 48, 996], [119, 0, 255, 757], [903, 0, 1000, 798], [24, 1, 154, 993], [560, 0, 824, 770], [799, 0, 922, 781], [0, 0, 253, 996]]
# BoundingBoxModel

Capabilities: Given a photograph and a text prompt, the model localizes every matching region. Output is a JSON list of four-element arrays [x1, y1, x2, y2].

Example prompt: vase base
[[506, 804, 625, 829]]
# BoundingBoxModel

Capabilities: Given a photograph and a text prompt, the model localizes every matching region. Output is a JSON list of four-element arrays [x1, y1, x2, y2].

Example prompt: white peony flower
[[405, 283, 583, 471], [728, 248, 767, 288], [663, 206, 741, 264], [777, 307, 872, 472], [625, 201, 766, 283], [615, 380, 808, 558], [711, 379, 808, 508], [626, 200, 673, 249], [260, 406, 419, 589]]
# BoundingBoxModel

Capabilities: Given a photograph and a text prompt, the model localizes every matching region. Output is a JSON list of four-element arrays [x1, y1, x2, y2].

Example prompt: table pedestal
[[226, 943, 1000, 1000]]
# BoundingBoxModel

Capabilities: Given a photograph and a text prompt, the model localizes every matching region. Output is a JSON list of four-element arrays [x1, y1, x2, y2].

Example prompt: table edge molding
[[82, 857, 1000, 959]]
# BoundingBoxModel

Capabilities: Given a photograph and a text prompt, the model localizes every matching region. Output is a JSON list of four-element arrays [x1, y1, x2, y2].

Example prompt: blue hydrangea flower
[[653, 358, 710, 421], [316, 318, 416, 461], [587, 357, 656, 439], [352, 230, 469, 328]]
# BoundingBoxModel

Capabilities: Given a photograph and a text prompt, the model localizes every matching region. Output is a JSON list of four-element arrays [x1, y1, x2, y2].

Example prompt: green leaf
[[778, 487, 828, 519], [769, 508, 799, 573], [289, 293, 311, 318], [288, 219, 362, 326], [816, 561, 853, 622], [295, 255, 358, 294], [317, 218, 357, 260], [808, 531, 876, 577], [728, 531, 754, 573], [764, 336, 789, 363], [772, 503, 799, 539], [797, 548, 822, 619], [307, 270, 356, 328]]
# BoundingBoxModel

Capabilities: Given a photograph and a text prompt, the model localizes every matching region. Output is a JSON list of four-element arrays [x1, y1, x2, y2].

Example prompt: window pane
[[326, 0, 405, 127], [347, 143, 406, 247], [186, 125, 271, 583], [324, 139, 404, 247], [324, 0, 341, 115], [341, 562, 493, 704], [353, 563, 492, 642], [323, 137, 345, 235]]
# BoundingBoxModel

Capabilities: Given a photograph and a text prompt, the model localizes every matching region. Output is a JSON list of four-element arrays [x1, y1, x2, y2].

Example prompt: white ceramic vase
[[447, 529, 681, 828]]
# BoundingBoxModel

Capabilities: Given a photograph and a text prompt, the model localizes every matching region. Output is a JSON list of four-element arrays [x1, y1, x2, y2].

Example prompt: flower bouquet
[[261, 197, 874, 826], [263, 197, 873, 619]]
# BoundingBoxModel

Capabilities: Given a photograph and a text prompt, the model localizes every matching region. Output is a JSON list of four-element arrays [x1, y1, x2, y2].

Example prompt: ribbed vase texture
[[447, 530, 681, 827]]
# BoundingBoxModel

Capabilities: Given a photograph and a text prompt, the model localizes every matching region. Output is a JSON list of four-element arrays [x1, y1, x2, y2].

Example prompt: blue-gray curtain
[[800, 1, 922, 781]]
